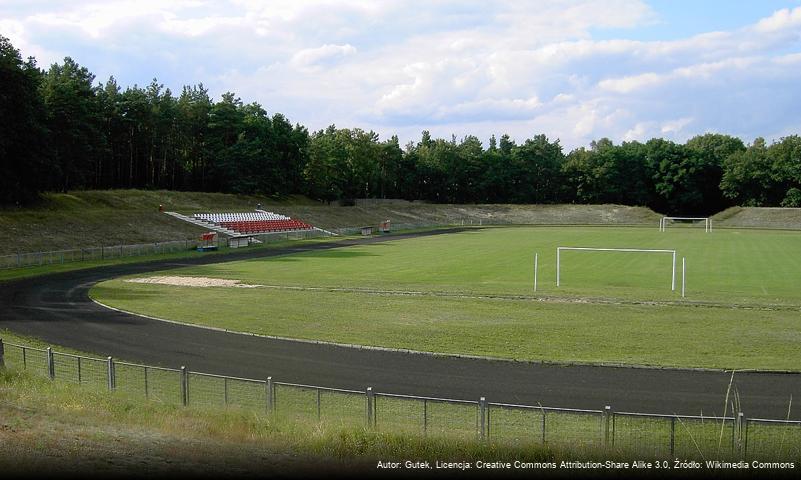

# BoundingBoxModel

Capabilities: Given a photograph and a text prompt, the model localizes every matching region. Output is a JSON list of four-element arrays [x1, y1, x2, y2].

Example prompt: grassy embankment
[[0, 189, 663, 256], [93, 226, 801, 371]]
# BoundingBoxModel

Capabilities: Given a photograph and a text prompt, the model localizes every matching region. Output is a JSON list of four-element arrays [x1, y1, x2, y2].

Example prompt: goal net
[[556, 247, 677, 291], [660, 217, 710, 232]]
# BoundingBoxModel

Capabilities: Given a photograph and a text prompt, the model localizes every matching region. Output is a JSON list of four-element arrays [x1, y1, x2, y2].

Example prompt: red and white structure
[[192, 211, 313, 235]]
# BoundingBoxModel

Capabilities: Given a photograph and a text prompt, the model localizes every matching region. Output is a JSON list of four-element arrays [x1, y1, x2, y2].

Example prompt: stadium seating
[[192, 212, 314, 235]]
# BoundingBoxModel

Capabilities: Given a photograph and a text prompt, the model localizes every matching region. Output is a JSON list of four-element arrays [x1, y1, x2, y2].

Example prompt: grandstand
[[192, 211, 314, 235], [163, 210, 316, 239]]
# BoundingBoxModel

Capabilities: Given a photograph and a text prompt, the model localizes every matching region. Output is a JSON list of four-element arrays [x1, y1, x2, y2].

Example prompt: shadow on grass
[[91, 287, 164, 302], [268, 249, 381, 261]]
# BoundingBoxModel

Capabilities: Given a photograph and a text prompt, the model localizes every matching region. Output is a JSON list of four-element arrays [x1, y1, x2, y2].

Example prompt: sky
[[2, 0, 801, 149]]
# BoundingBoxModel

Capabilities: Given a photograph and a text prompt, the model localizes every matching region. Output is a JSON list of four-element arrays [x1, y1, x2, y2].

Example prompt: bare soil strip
[[125, 276, 263, 288]]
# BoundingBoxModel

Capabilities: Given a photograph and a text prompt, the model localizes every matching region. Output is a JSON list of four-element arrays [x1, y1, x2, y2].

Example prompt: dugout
[[197, 232, 219, 252]]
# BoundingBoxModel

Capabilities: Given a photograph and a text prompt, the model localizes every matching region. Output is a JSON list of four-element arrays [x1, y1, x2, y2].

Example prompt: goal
[[660, 217, 710, 232], [556, 247, 677, 291]]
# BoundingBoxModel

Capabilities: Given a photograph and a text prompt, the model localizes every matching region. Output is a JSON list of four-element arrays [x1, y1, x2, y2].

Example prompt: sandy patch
[[125, 276, 263, 288]]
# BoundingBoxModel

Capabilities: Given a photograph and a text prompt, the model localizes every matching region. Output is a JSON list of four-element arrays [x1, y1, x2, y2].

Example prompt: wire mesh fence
[[0, 238, 205, 270], [373, 393, 480, 440], [611, 412, 737, 458], [272, 382, 365, 426], [487, 403, 605, 451], [745, 419, 801, 461], [0, 219, 467, 270], [1, 338, 799, 461]]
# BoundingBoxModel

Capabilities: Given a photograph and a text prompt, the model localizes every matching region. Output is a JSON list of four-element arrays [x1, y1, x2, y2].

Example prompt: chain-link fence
[[0, 220, 465, 271], [328, 219, 497, 236], [1, 339, 799, 461], [0, 238, 211, 270]]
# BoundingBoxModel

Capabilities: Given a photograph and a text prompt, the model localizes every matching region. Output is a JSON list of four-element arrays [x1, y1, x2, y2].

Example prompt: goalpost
[[660, 217, 711, 232], [556, 247, 677, 291]]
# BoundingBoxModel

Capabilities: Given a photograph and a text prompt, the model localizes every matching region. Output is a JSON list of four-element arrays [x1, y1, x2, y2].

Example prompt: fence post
[[479, 397, 487, 441], [423, 399, 428, 436], [180, 366, 188, 406], [106, 356, 115, 390], [366, 387, 374, 428], [266, 376, 273, 413], [742, 416, 749, 460], [317, 388, 322, 422], [670, 416, 676, 457], [0, 339, 4, 369], [47, 347, 55, 379], [542, 410, 546, 444], [737, 412, 746, 458], [603, 406, 612, 449]]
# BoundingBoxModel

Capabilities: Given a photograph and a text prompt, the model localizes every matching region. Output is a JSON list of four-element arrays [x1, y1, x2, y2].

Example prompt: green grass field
[[91, 226, 801, 370]]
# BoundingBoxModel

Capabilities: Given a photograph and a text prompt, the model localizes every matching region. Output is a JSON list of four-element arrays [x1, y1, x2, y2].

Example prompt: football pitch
[[91, 226, 801, 371]]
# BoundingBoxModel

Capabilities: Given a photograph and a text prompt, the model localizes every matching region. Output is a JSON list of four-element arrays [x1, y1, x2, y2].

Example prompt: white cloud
[[661, 118, 693, 135], [598, 72, 664, 93], [2, 2, 800, 149], [753, 6, 801, 33], [290, 44, 357, 71]]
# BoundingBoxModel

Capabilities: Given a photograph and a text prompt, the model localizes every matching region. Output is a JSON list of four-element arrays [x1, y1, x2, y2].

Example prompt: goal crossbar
[[660, 216, 711, 233], [556, 246, 677, 291]]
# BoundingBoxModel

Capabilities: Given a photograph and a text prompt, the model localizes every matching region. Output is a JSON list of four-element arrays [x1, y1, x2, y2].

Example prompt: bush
[[780, 188, 801, 207]]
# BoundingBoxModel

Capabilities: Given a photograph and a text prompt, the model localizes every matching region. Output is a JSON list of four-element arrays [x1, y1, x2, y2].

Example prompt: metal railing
[[0, 238, 213, 270], [0, 218, 660, 271], [0, 228, 341, 271], [1, 339, 799, 461], [0, 221, 457, 271]]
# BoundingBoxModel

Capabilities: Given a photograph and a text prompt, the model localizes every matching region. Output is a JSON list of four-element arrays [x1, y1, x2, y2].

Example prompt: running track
[[1, 230, 799, 419]]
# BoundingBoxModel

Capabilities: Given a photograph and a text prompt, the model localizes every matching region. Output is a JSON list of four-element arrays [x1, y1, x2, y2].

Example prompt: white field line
[[115, 279, 801, 311], [227, 284, 801, 311]]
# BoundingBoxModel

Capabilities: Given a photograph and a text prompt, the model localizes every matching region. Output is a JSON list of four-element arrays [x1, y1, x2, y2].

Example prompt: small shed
[[228, 236, 251, 248], [361, 226, 373, 236]]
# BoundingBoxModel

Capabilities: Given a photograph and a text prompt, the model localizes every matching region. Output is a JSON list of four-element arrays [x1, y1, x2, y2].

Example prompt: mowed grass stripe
[[92, 280, 801, 370]]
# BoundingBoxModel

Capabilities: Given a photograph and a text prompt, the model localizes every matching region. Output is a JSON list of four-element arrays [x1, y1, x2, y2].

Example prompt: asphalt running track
[[1, 229, 800, 419]]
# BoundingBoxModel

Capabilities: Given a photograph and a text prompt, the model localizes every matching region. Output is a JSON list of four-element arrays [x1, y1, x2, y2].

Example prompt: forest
[[2, 35, 800, 215]]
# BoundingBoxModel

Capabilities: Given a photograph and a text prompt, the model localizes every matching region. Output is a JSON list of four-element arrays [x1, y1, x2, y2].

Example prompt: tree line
[[2, 36, 801, 214]]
